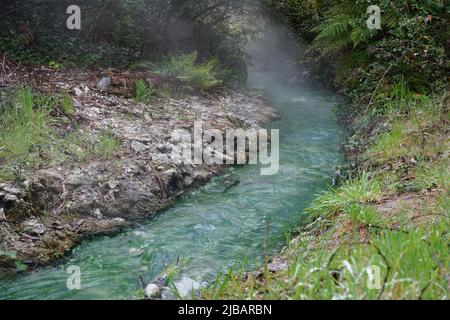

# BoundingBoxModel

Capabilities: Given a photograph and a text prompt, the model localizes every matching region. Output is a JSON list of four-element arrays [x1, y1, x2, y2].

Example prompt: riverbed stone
[[22, 217, 46, 236], [0, 208, 6, 222], [145, 283, 161, 299], [96, 77, 111, 90], [91, 209, 104, 220]]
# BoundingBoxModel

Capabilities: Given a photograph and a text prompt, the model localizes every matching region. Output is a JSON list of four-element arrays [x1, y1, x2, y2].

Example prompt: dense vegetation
[[0, 0, 254, 85], [203, 96, 449, 299], [266, 0, 449, 98]]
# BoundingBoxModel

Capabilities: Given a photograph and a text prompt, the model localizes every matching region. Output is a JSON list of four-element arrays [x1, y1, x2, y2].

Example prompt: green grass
[[305, 172, 383, 223], [346, 203, 383, 227], [369, 122, 406, 161], [0, 88, 51, 161], [411, 160, 450, 191], [95, 129, 121, 160], [61, 94, 75, 115], [0, 88, 120, 181], [202, 218, 449, 300], [365, 98, 449, 163], [135, 80, 156, 103]]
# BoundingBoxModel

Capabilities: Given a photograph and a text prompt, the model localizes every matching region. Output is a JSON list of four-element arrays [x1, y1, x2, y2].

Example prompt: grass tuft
[[306, 172, 383, 222], [135, 80, 156, 103], [95, 129, 121, 160]]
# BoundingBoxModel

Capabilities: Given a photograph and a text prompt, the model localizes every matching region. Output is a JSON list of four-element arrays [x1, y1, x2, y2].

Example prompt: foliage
[[95, 129, 121, 160], [202, 220, 449, 300], [0, 88, 52, 166], [306, 172, 383, 222], [268, 0, 450, 112], [365, 96, 449, 164], [135, 80, 156, 103], [0, 0, 253, 77], [158, 52, 222, 91], [0, 250, 28, 272]]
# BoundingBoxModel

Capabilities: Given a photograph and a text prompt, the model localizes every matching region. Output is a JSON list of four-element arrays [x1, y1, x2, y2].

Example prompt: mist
[[245, 18, 304, 85]]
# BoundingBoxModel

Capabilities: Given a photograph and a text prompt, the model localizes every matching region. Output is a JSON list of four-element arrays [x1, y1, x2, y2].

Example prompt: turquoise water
[[0, 70, 343, 300]]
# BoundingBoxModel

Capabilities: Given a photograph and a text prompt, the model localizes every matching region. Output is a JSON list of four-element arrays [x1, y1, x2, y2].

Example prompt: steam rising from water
[[246, 20, 304, 84]]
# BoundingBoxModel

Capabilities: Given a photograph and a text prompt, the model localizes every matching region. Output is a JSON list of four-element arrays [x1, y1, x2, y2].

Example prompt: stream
[[0, 61, 343, 300]]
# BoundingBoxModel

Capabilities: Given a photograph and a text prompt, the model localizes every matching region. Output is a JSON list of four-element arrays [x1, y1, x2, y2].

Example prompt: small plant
[[159, 83, 173, 98], [159, 52, 221, 91], [368, 122, 406, 161], [135, 80, 155, 103], [306, 172, 382, 222], [346, 203, 383, 227], [58, 129, 93, 162], [60, 94, 75, 115], [0, 250, 28, 272], [48, 61, 62, 69], [0, 88, 50, 163], [95, 129, 121, 159]]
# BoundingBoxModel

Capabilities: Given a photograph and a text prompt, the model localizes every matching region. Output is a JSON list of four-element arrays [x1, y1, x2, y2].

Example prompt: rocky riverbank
[[0, 65, 279, 276]]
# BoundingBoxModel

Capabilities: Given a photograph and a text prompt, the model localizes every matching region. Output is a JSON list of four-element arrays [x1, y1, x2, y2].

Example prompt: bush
[[135, 80, 155, 103], [272, 0, 450, 111], [158, 52, 221, 91]]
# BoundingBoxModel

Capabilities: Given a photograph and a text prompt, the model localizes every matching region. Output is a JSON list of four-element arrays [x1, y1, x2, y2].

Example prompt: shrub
[[159, 52, 221, 91], [135, 80, 155, 103]]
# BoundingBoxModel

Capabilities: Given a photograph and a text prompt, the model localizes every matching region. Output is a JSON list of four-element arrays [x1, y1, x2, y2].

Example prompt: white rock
[[21, 180, 30, 191], [92, 208, 103, 220], [130, 140, 149, 153], [96, 77, 111, 90], [0, 208, 6, 222], [74, 87, 83, 96], [72, 98, 82, 108], [23, 217, 46, 235], [2, 186, 21, 195], [145, 283, 161, 299], [113, 218, 125, 224]]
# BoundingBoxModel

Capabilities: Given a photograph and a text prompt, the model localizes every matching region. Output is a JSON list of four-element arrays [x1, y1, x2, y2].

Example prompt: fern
[[312, 14, 353, 39], [311, 14, 354, 52], [335, 49, 370, 80], [350, 26, 378, 48], [309, 1, 381, 81], [311, 0, 381, 52], [384, 11, 400, 29]]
